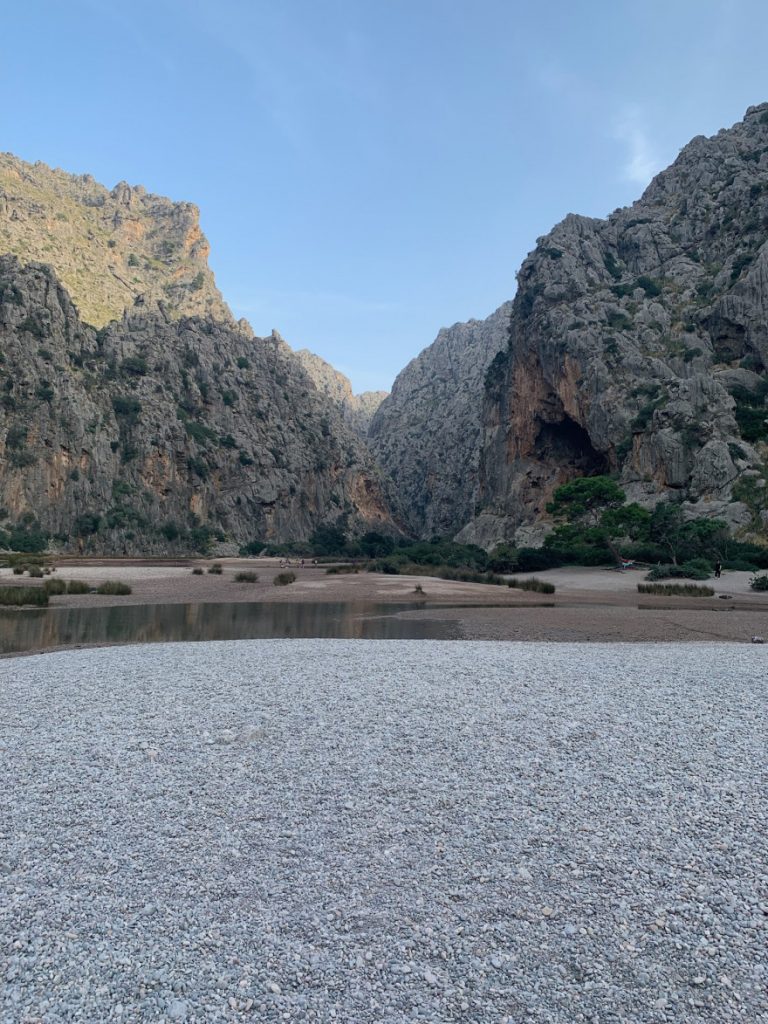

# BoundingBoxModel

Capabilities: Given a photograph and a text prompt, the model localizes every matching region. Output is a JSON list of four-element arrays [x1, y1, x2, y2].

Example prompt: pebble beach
[[2, 640, 767, 1022]]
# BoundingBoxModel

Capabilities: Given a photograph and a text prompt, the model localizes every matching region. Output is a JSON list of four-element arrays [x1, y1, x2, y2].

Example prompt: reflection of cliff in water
[[1, 602, 457, 655]]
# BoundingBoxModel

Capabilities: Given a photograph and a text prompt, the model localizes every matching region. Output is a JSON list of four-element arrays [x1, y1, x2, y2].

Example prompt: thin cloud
[[613, 107, 663, 185]]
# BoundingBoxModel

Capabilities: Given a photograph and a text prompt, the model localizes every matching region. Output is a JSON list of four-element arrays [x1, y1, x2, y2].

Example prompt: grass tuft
[[234, 571, 258, 583], [96, 581, 132, 595], [66, 580, 91, 594], [274, 571, 296, 586], [208, 563, 223, 575], [637, 582, 715, 597], [0, 586, 48, 606], [43, 577, 67, 595], [508, 577, 556, 594]]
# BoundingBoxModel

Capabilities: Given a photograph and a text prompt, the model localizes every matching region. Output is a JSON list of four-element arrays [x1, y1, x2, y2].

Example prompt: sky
[[2, 0, 768, 392]]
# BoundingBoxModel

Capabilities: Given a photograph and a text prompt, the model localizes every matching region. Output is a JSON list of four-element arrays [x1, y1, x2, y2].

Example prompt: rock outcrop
[[460, 103, 768, 546], [368, 303, 513, 537], [0, 257, 395, 551], [294, 348, 388, 436], [0, 152, 231, 326]]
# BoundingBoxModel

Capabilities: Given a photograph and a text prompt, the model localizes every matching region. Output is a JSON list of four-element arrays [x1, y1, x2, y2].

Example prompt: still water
[[0, 601, 460, 656]]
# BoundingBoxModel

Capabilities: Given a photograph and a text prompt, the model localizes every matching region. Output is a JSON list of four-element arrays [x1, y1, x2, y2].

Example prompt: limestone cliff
[[368, 303, 513, 537], [0, 257, 394, 552], [0, 152, 231, 327], [461, 103, 768, 546], [294, 348, 388, 436]]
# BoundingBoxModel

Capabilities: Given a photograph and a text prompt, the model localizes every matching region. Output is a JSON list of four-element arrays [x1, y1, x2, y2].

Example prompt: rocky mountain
[[368, 303, 513, 538], [0, 152, 231, 327], [457, 102, 768, 547], [0, 257, 394, 552], [294, 348, 388, 436]]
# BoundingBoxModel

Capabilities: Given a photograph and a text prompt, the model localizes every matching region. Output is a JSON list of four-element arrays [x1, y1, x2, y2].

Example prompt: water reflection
[[0, 601, 459, 655]]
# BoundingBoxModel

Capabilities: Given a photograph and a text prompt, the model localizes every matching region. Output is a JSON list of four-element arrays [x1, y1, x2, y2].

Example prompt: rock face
[[368, 303, 513, 537], [294, 348, 388, 436], [0, 257, 394, 552], [451, 103, 768, 547], [0, 152, 231, 327]]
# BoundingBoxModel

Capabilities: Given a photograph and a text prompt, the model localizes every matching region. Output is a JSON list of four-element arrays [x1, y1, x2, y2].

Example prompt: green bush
[[66, 580, 91, 594], [96, 581, 132, 595], [516, 547, 568, 571], [43, 577, 67, 595], [28, 566, 44, 578], [0, 586, 48, 606], [112, 395, 142, 422], [508, 577, 556, 594], [274, 571, 296, 586], [192, 567, 204, 575], [12, 566, 24, 575], [208, 563, 223, 575], [645, 560, 712, 581], [235, 571, 258, 582], [121, 356, 148, 376], [638, 583, 715, 597], [487, 543, 518, 572], [749, 573, 768, 591]]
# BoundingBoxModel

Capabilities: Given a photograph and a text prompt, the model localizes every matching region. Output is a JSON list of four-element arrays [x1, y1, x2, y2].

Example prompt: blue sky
[[2, 1, 767, 391]]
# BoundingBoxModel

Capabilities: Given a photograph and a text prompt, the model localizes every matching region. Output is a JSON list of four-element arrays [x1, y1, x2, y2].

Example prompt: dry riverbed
[[2, 560, 768, 645], [2, 640, 766, 1023]]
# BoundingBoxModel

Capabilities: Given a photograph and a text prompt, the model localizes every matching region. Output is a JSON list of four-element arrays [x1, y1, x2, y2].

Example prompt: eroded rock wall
[[369, 302, 513, 538], [459, 104, 768, 546], [0, 257, 395, 551]]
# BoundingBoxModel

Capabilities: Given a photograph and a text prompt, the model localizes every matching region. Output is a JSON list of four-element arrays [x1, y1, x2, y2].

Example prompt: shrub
[[508, 577, 556, 594], [74, 512, 101, 536], [121, 355, 148, 376], [749, 573, 768, 591], [12, 566, 24, 575], [184, 420, 218, 446], [274, 571, 296, 586], [192, 567, 204, 575], [645, 560, 712, 581], [516, 547, 564, 572], [377, 561, 400, 575], [96, 581, 132, 595], [161, 521, 182, 542], [235, 571, 258, 582], [43, 577, 67, 595], [487, 543, 518, 572], [8, 527, 48, 553], [208, 563, 223, 575], [0, 586, 48, 606], [638, 583, 715, 597], [326, 565, 358, 574], [28, 566, 44, 578], [66, 580, 91, 594], [112, 395, 142, 424]]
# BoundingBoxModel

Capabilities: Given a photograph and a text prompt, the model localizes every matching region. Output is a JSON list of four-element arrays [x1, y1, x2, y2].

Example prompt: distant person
[[714, 561, 722, 578]]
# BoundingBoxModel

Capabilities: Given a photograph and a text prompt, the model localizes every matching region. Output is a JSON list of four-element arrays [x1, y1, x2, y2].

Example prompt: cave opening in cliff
[[535, 415, 608, 475]]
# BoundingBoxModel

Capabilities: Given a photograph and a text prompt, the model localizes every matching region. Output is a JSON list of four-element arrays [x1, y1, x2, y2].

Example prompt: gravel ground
[[1, 640, 766, 1023]]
